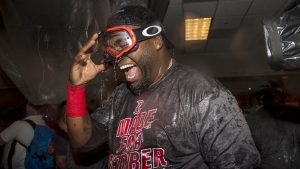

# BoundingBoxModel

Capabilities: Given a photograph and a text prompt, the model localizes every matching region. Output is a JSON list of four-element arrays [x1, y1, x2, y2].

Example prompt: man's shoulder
[[110, 82, 133, 99], [173, 63, 214, 82], [114, 83, 128, 92], [9, 120, 32, 128], [174, 63, 225, 95], [0, 119, 33, 143]]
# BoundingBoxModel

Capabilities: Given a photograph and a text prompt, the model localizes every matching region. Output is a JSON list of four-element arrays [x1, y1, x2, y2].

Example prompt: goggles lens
[[103, 31, 133, 54], [99, 27, 136, 59]]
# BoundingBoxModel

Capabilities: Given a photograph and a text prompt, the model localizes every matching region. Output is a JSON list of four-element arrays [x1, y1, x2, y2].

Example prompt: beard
[[127, 49, 154, 95], [128, 76, 150, 95]]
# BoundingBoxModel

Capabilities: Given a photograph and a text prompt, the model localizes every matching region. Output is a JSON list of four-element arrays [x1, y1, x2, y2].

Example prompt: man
[[0, 102, 50, 169], [66, 6, 260, 168], [246, 82, 300, 169]]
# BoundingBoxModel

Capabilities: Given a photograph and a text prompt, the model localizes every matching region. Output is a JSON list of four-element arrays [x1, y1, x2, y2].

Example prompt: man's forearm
[[66, 82, 91, 148], [67, 114, 92, 148]]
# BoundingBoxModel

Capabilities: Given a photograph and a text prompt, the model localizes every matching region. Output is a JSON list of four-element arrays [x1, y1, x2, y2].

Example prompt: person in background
[[54, 102, 107, 169], [0, 102, 52, 169], [246, 81, 300, 169], [66, 5, 260, 168]]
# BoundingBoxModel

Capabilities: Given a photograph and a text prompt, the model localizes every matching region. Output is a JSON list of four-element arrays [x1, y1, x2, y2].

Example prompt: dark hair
[[253, 81, 285, 105], [106, 6, 158, 28]]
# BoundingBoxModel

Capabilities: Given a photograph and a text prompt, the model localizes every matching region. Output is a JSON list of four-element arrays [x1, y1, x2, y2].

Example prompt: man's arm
[[198, 90, 260, 169], [66, 33, 106, 148], [66, 114, 92, 148]]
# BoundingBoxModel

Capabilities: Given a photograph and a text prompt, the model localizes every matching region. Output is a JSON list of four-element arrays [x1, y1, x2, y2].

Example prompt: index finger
[[78, 33, 99, 55]]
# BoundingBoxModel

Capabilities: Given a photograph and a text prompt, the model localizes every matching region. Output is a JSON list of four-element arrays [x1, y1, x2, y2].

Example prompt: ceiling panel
[[184, 40, 207, 53], [215, 0, 252, 17], [184, 1, 217, 18], [209, 29, 237, 39], [206, 38, 233, 52], [211, 16, 243, 29], [247, 0, 288, 17]]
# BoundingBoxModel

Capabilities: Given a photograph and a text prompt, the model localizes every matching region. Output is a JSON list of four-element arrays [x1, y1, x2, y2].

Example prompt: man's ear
[[153, 35, 163, 50]]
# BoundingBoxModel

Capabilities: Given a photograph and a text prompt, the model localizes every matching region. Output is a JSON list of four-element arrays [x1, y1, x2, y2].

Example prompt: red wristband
[[66, 83, 86, 117]]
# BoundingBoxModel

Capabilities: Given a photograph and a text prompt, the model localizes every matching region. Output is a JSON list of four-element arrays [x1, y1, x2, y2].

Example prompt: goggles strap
[[133, 24, 163, 42]]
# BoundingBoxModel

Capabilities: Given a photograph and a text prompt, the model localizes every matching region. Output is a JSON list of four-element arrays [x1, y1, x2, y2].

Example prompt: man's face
[[116, 29, 158, 94]]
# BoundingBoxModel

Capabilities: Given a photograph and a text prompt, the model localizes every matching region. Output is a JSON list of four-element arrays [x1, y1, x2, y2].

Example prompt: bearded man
[[65, 6, 260, 169]]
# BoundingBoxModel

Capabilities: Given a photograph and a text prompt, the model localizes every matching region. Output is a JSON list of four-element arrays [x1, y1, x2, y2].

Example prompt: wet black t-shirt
[[91, 61, 260, 169]]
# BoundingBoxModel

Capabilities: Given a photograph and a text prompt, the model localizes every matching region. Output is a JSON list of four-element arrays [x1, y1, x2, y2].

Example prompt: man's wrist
[[68, 79, 87, 87], [66, 82, 87, 117]]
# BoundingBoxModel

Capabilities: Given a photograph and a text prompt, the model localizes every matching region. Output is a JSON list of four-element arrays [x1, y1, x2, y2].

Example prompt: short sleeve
[[91, 98, 113, 127], [0, 121, 27, 143], [79, 93, 115, 152], [90, 83, 127, 127], [197, 90, 261, 169]]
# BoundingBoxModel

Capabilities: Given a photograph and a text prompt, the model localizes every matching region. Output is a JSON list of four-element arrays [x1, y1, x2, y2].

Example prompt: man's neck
[[150, 57, 173, 87]]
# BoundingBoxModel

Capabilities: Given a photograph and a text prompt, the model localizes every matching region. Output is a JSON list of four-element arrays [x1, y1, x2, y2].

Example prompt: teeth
[[120, 64, 134, 70], [127, 74, 135, 79]]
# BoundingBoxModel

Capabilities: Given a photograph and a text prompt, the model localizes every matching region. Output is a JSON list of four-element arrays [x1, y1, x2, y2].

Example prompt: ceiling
[[164, 0, 294, 53]]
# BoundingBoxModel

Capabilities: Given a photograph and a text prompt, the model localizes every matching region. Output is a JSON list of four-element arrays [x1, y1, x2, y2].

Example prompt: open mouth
[[119, 63, 138, 81]]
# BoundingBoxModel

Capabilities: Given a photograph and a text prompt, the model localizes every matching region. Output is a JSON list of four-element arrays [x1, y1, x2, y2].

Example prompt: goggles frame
[[99, 23, 163, 59]]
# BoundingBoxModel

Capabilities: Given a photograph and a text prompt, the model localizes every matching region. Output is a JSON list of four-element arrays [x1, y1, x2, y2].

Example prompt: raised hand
[[69, 33, 106, 86]]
